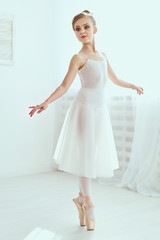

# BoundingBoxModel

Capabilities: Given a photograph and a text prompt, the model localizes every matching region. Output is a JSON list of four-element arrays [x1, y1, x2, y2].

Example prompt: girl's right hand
[[28, 101, 48, 117]]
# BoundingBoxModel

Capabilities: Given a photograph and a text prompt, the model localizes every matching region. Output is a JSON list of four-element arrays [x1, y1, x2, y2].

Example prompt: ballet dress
[[53, 51, 119, 179]]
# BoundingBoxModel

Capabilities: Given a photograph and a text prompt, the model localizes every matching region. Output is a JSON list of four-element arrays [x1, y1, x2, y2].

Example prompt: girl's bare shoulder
[[69, 53, 86, 69], [70, 53, 85, 62]]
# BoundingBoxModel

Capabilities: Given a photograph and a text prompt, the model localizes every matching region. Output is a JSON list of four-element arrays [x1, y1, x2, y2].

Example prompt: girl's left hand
[[28, 101, 48, 117], [133, 85, 144, 95]]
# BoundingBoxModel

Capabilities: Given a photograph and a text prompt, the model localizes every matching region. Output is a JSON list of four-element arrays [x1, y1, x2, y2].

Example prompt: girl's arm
[[102, 52, 144, 95], [45, 54, 81, 104], [28, 54, 82, 117]]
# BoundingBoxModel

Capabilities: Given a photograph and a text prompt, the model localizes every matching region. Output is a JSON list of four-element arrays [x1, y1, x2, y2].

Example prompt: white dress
[[53, 51, 119, 179]]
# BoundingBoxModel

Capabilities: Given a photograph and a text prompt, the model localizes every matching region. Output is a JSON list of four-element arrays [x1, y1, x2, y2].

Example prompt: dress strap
[[79, 52, 88, 59], [101, 52, 107, 61]]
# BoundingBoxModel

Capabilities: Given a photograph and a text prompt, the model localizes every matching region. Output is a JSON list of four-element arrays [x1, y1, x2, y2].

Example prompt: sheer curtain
[[97, 95, 160, 197], [51, 91, 160, 197]]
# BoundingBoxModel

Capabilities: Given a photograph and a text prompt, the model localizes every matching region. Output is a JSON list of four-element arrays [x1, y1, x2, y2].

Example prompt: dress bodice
[[77, 52, 108, 90]]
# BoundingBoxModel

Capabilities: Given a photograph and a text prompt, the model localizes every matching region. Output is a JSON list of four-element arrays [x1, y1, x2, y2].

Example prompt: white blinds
[[0, 14, 14, 65]]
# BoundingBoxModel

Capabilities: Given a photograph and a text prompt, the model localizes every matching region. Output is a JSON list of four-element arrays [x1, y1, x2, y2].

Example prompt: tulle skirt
[[53, 88, 119, 179]]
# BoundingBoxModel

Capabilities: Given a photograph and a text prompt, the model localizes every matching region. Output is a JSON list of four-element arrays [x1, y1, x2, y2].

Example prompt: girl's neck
[[81, 49, 98, 53]]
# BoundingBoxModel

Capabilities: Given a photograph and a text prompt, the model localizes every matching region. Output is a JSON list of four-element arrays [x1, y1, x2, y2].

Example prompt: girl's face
[[74, 17, 97, 43]]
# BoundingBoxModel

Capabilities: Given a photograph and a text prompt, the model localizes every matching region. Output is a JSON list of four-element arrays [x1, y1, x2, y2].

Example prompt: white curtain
[[97, 96, 160, 197]]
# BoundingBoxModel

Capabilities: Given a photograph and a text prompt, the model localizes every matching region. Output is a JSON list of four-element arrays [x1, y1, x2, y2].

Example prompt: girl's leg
[[77, 182, 83, 203], [79, 176, 95, 219], [79, 176, 91, 196]]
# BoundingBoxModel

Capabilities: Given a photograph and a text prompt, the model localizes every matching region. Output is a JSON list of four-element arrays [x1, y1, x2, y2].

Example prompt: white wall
[[1, 0, 160, 178], [0, 0, 60, 178]]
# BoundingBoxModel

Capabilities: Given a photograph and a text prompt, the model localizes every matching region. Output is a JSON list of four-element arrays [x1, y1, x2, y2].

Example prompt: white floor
[[0, 170, 160, 240]]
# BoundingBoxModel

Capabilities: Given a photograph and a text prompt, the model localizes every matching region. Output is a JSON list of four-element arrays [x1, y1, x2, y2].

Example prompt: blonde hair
[[72, 10, 96, 31]]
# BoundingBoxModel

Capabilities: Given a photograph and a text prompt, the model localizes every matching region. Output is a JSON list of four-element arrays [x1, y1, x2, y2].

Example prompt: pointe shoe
[[73, 191, 86, 226], [82, 195, 95, 231]]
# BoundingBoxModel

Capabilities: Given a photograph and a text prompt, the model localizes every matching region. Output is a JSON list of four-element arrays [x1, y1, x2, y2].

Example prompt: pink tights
[[79, 176, 91, 196], [78, 176, 95, 219]]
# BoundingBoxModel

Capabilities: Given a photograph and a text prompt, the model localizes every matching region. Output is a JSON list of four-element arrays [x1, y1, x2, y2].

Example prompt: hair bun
[[82, 10, 93, 15]]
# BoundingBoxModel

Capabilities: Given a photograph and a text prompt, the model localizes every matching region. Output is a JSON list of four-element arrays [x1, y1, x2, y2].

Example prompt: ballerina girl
[[28, 10, 144, 231]]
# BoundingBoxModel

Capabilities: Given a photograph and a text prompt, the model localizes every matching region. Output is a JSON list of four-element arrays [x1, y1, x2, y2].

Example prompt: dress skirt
[[53, 88, 119, 179]]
